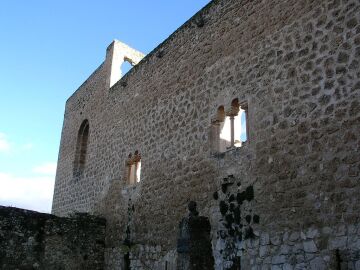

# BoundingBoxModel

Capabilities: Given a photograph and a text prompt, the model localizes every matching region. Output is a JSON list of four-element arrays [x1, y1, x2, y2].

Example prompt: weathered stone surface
[[309, 257, 326, 270], [303, 240, 317, 253], [0, 206, 106, 270], [49, 0, 360, 269]]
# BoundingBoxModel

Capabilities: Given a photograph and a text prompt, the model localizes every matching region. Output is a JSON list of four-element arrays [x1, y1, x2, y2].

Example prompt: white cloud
[[0, 133, 11, 152], [0, 172, 55, 213], [32, 162, 57, 175]]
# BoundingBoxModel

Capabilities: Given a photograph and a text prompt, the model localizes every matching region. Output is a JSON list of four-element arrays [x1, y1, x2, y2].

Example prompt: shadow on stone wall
[[177, 201, 214, 270]]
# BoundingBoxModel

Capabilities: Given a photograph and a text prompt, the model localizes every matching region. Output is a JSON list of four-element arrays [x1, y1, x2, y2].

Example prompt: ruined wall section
[[103, 1, 359, 268], [52, 0, 360, 268], [204, 0, 360, 268], [52, 40, 145, 217], [52, 60, 110, 216], [0, 206, 106, 270], [96, 0, 360, 268]]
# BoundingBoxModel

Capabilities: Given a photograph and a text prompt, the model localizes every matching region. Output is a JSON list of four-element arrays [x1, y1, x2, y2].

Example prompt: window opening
[[240, 104, 248, 143], [126, 153, 135, 185], [133, 150, 141, 183], [121, 60, 133, 77], [219, 115, 231, 152], [73, 120, 89, 178], [211, 99, 249, 154], [126, 151, 141, 185]]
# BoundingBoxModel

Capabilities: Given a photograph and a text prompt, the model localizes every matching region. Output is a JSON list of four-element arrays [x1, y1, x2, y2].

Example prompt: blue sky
[[0, 0, 210, 212]]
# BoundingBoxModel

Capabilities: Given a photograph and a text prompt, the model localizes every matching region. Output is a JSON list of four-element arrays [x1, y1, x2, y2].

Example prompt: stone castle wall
[[0, 206, 106, 270], [52, 0, 360, 269]]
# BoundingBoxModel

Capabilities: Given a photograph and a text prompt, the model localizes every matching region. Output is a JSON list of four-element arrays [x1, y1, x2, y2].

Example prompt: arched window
[[211, 99, 248, 153], [73, 120, 89, 179], [126, 151, 141, 185]]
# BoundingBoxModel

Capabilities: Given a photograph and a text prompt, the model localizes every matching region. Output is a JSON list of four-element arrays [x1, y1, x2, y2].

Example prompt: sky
[[0, 0, 211, 213]]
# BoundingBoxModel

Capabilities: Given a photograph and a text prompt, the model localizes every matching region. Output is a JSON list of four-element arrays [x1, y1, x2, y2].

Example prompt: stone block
[[280, 244, 291, 255], [329, 236, 348, 250], [289, 232, 300, 242], [306, 228, 318, 239], [272, 255, 286, 265], [271, 265, 282, 270], [260, 245, 269, 258], [303, 240, 318, 253], [270, 235, 281, 246], [283, 263, 294, 270], [261, 232, 270, 246], [309, 257, 326, 270]]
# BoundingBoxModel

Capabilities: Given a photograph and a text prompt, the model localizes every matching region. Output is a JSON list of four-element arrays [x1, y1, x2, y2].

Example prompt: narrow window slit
[[126, 151, 141, 185], [73, 120, 90, 179]]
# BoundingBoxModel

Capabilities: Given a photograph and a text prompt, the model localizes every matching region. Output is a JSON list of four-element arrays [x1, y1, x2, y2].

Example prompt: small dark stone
[[346, 18, 357, 29], [298, 122, 309, 134], [188, 201, 199, 216], [219, 230, 227, 239], [253, 215, 260, 224], [234, 207, 241, 224], [350, 60, 359, 70], [355, 36, 360, 46], [319, 94, 331, 105], [213, 191, 219, 200], [333, 26, 344, 34], [349, 101, 360, 116], [156, 50, 164, 58], [312, 86, 321, 96], [284, 52, 295, 62], [229, 194, 235, 202], [236, 186, 254, 205], [195, 16, 205, 27], [245, 186, 254, 201], [324, 80, 334, 90], [244, 227, 255, 240], [221, 184, 228, 194], [351, 81, 360, 92], [284, 106, 292, 117], [236, 192, 245, 205], [120, 81, 127, 87], [338, 52, 349, 64], [225, 214, 234, 226], [336, 66, 346, 74], [219, 201, 229, 216], [245, 215, 252, 224], [298, 48, 309, 57], [325, 104, 334, 115], [279, 120, 288, 129]]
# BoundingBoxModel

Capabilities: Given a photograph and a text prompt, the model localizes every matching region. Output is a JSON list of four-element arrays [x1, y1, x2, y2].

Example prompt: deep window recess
[[73, 120, 90, 178], [126, 151, 141, 185], [211, 99, 248, 153]]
